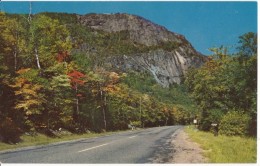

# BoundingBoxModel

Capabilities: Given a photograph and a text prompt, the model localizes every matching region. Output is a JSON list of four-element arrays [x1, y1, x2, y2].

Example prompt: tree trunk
[[13, 48, 17, 71], [76, 97, 79, 116], [35, 48, 41, 70], [14, 30, 19, 71]]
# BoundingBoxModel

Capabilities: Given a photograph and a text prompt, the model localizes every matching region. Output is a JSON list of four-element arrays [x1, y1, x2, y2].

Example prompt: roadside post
[[193, 119, 198, 129], [211, 123, 218, 136]]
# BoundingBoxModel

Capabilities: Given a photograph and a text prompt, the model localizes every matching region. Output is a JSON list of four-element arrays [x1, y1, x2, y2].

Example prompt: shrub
[[219, 111, 251, 136]]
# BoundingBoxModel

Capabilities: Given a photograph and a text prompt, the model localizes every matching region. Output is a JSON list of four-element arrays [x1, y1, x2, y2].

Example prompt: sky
[[0, 0, 257, 55]]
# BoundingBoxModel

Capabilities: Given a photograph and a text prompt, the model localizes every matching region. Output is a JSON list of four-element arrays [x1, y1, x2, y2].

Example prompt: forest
[[0, 12, 257, 144]]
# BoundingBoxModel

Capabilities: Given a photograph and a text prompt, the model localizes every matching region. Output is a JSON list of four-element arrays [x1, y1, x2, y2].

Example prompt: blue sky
[[0, 1, 257, 55]]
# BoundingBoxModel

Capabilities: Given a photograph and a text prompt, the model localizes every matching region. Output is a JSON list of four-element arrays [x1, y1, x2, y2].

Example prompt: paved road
[[0, 126, 182, 163]]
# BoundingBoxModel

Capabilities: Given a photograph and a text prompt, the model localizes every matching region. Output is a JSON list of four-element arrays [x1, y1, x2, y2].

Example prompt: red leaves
[[67, 70, 86, 89], [56, 51, 69, 62]]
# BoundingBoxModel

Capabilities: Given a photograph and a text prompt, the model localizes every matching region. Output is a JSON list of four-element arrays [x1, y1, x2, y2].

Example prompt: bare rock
[[77, 13, 207, 87], [78, 13, 183, 46]]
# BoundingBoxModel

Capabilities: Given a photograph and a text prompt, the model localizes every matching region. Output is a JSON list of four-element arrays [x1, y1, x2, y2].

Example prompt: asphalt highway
[[0, 125, 182, 163]]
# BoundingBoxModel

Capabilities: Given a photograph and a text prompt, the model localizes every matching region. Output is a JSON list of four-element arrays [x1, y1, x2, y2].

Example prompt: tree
[[185, 33, 257, 135], [27, 15, 72, 69], [12, 68, 46, 130], [0, 12, 26, 72], [237, 32, 257, 57], [67, 70, 86, 123], [47, 73, 73, 129], [0, 12, 26, 142], [236, 32, 257, 136]]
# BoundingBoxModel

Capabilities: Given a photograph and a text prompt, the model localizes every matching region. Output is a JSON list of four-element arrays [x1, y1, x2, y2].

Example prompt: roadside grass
[[185, 126, 257, 163], [0, 130, 128, 152]]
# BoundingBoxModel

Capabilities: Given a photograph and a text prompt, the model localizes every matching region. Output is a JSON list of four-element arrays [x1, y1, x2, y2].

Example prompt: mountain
[[77, 13, 206, 87]]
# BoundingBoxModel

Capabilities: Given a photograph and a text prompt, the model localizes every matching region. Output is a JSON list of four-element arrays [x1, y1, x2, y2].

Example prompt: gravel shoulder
[[170, 128, 208, 163]]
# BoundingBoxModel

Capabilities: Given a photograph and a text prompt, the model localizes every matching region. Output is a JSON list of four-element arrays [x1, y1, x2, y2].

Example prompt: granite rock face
[[78, 13, 184, 46], [106, 48, 204, 87], [78, 13, 206, 87]]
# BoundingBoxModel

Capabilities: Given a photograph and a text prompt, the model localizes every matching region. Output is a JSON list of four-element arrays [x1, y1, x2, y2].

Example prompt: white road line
[[78, 135, 137, 153], [78, 143, 109, 153], [128, 135, 137, 139]]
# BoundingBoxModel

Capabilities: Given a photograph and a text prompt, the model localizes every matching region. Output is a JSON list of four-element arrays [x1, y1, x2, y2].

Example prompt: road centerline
[[78, 134, 139, 153], [78, 143, 109, 153]]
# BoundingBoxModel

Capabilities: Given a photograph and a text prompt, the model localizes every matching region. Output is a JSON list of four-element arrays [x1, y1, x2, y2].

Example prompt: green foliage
[[237, 32, 257, 57], [0, 12, 27, 72], [219, 111, 251, 136], [123, 71, 196, 113], [172, 105, 192, 125], [159, 41, 181, 51], [71, 53, 91, 72], [185, 33, 257, 136], [47, 73, 74, 129], [199, 109, 225, 131], [121, 71, 197, 126], [39, 12, 78, 25]]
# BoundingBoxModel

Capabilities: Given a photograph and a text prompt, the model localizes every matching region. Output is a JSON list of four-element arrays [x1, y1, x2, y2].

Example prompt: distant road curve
[[0, 125, 183, 163]]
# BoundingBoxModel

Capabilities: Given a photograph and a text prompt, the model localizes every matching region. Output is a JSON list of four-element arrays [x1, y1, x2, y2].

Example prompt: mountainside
[[77, 13, 206, 87]]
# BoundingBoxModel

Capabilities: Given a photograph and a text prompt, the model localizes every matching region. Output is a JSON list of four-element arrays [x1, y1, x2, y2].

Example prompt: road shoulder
[[170, 127, 208, 163]]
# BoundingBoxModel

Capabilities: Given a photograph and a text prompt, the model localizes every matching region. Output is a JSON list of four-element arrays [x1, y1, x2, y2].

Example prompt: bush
[[0, 117, 23, 143], [219, 111, 251, 136]]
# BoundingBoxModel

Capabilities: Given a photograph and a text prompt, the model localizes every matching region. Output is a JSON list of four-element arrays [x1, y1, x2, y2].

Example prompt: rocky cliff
[[77, 13, 206, 87]]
